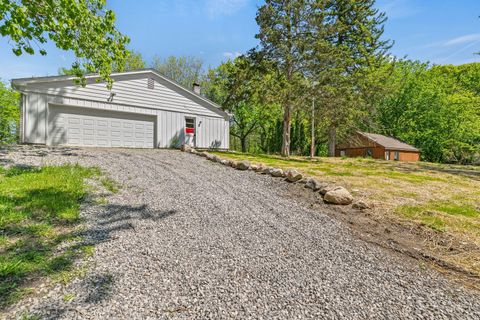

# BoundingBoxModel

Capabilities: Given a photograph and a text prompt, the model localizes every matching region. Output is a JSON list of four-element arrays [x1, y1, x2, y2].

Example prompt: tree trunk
[[240, 137, 247, 153], [281, 104, 291, 157], [328, 126, 336, 157], [310, 98, 315, 158]]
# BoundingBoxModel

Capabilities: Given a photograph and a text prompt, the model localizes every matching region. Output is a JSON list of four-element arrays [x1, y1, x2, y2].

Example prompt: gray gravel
[[3, 146, 480, 319]]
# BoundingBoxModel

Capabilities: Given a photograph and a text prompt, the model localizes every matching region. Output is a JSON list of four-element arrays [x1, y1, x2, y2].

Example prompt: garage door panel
[[111, 121, 121, 128], [48, 106, 155, 148], [68, 118, 81, 125]]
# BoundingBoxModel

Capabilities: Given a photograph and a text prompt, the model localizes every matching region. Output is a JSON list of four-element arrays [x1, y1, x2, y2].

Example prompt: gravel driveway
[[4, 147, 480, 319]]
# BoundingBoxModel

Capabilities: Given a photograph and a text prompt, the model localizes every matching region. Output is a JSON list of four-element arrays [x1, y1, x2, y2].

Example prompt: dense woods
[[202, 0, 479, 164], [204, 59, 480, 164], [0, 0, 478, 164]]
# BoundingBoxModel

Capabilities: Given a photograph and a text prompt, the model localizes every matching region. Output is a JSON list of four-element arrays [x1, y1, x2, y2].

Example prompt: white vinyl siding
[[27, 78, 222, 118], [18, 72, 229, 150]]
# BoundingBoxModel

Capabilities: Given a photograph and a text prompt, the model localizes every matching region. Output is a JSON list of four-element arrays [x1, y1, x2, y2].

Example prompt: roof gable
[[12, 69, 228, 119]]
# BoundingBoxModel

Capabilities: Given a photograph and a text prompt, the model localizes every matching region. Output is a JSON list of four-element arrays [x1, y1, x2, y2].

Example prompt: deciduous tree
[[0, 0, 129, 87], [204, 55, 280, 153], [152, 56, 204, 89], [0, 81, 20, 143]]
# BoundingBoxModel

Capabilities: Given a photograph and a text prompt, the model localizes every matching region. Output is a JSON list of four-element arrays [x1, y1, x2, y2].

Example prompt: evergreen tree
[[255, 0, 313, 156], [308, 0, 392, 156]]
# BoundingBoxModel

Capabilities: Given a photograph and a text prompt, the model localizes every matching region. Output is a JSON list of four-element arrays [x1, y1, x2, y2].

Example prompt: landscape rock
[[285, 169, 303, 182], [254, 164, 265, 172], [261, 167, 272, 174], [199, 151, 208, 157], [305, 178, 324, 191], [206, 153, 215, 161], [319, 185, 337, 195], [180, 144, 192, 152], [236, 160, 251, 170], [352, 200, 370, 210], [190, 148, 198, 154], [270, 168, 284, 177], [324, 187, 354, 205], [230, 161, 238, 168], [298, 178, 308, 184], [250, 164, 259, 171], [220, 159, 230, 166]]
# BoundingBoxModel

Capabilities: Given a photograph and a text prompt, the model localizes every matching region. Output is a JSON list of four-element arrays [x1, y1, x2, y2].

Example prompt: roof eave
[[11, 69, 229, 119]]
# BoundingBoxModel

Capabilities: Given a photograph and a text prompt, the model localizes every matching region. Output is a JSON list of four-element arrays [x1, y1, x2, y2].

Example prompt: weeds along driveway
[[5, 147, 480, 319]]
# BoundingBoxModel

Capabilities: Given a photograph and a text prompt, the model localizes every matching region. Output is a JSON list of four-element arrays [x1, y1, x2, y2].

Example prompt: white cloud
[[443, 33, 480, 46], [223, 51, 242, 60], [205, 0, 248, 18]]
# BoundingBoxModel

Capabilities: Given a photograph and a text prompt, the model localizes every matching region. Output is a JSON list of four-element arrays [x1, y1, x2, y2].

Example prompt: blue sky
[[1, 0, 479, 81]]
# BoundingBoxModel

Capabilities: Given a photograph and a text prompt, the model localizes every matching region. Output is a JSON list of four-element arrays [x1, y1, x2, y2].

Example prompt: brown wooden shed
[[335, 132, 420, 162]]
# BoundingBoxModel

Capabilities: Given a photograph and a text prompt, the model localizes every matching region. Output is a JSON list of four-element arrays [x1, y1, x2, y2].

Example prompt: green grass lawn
[[212, 151, 480, 274], [0, 164, 100, 309]]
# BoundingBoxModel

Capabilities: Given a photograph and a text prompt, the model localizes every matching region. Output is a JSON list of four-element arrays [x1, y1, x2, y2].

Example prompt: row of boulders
[[183, 146, 367, 208]]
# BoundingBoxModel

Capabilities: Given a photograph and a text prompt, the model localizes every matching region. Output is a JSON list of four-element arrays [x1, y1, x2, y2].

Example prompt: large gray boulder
[[319, 184, 336, 195], [236, 160, 251, 170], [285, 169, 302, 182], [305, 178, 326, 191], [324, 187, 354, 205], [270, 168, 284, 177]]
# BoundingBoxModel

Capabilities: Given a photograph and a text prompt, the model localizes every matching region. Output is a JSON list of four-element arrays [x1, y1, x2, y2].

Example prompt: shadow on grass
[[1, 162, 178, 311], [0, 165, 98, 310]]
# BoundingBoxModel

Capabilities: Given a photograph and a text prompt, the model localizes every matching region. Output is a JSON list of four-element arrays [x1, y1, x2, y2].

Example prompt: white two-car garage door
[[48, 106, 155, 148]]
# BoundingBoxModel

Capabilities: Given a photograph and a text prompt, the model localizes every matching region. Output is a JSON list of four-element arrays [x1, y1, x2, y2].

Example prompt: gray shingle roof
[[358, 132, 419, 152]]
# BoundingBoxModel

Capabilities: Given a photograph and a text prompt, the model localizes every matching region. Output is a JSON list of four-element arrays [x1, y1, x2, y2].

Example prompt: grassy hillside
[[212, 151, 480, 277]]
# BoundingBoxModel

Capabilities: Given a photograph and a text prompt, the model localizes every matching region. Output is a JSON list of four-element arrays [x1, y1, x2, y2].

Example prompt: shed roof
[[358, 132, 419, 152]]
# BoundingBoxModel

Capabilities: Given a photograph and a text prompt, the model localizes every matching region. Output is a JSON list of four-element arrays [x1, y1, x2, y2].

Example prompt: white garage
[[12, 69, 230, 150], [48, 106, 155, 148]]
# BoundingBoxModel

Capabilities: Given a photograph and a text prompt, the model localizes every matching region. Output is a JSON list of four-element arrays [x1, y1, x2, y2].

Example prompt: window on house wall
[[365, 148, 373, 158], [394, 151, 400, 161], [385, 151, 390, 160], [340, 150, 346, 157], [185, 118, 195, 129]]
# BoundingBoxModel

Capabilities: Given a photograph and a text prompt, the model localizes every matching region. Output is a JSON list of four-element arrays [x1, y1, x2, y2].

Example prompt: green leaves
[[376, 61, 480, 164], [152, 56, 204, 89], [204, 56, 282, 153], [0, 0, 129, 88], [255, 0, 392, 156], [0, 81, 20, 144]]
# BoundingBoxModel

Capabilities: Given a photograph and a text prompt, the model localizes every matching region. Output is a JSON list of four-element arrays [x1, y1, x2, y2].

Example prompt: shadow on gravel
[[84, 272, 115, 304], [74, 204, 177, 248], [19, 204, 177, 318]]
